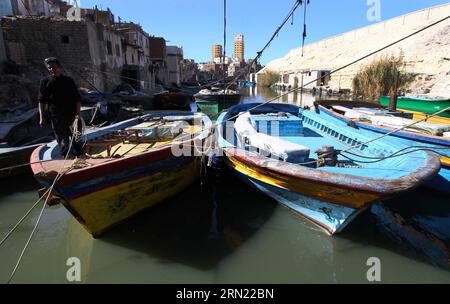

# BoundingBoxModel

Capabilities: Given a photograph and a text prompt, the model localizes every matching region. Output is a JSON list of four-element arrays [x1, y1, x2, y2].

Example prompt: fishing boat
[[238, 81, 256, 88], [0, 105, 54, 178], [379, 96, 450, 119], [215, 103, 440, 234], [152, 91, 197, 112], [394, 108, 450, 125], [195, 0, 242, 119], [31, 111, 212, 237], [316, 100, 450, 194], [195, 88, 242, 119]]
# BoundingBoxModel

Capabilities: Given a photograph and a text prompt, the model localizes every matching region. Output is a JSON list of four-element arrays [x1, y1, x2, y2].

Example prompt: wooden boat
[[152, 91, 197, 112], [195, 89, 242, 120], [394, 108, 450, 125], [0, 106, 54, 178], [379, 96, 450, 118], [215, 103, 440, 234], [238, 81, 256, 88], [316, 100, 450, 194], [31, 111, 212, 237], [195, 89, 241, 103]]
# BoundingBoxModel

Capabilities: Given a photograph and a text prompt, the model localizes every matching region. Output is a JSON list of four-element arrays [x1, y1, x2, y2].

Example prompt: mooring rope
[[221, 14, 450, 125], [5, 117, 82, 283], [339, 105, 450, 154]]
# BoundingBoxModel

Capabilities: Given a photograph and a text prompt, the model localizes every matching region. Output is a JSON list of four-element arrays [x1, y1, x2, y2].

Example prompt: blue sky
[[81, 0, 450, 64]]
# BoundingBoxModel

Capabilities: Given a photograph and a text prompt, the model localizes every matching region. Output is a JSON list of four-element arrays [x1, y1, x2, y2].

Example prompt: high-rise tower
[[233, 33, 244, 62], [212, 44, 223, 61]]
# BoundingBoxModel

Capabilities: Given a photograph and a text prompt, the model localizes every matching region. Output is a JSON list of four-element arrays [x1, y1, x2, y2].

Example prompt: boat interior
[[39, 113, 208, 166], [84, 117, 202, 159]]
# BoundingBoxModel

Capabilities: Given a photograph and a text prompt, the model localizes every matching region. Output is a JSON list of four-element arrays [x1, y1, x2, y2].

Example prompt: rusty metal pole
[[300, 72, 304, 107], [389, 70, 399, 111], [389, 95, 398, 111]]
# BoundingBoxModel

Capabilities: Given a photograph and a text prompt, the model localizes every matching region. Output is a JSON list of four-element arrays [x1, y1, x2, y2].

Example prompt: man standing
[[38, 57, 84, 157]]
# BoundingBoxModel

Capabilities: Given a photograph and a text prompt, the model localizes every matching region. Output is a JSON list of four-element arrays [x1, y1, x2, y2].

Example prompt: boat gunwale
[[224, 147, 439, 196]]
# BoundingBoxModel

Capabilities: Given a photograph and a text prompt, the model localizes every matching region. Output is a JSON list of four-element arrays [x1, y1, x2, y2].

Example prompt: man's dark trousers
[[51, 116, 83, 157]]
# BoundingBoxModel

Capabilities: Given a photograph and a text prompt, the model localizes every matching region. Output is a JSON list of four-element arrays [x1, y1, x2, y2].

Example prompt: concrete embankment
[[258, 3, 450, 99]]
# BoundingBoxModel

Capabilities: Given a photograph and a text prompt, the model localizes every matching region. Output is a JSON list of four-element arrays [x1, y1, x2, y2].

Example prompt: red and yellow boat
[[31, 112, 211, 237]]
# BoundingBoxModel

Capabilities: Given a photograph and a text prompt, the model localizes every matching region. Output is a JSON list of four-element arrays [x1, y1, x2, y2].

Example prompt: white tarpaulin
[[369, 116, 450, 136]]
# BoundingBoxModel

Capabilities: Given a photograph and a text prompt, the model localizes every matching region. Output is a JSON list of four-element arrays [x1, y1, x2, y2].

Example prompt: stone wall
[[0, 24, 7, 64], [1, 16, 123, 92]]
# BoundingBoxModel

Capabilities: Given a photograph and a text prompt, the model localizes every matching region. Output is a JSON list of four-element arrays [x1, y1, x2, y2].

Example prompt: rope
[[341, 145, 450, 160], [221, 14, 450, 124], [51, 1, 304, 94], [0, 159, 54, 173], [339, 104, 450, 154], [301, 0, 310, 57], [223, 0, 227, 84], [0, 187, 51, 248], [340, 148, 448, 164], [72, 115, 86, 145], [224, 0, 303, 91], [5, 117, 82, 283]]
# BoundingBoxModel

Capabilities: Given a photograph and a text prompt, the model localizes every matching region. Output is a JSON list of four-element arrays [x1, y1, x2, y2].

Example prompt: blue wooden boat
[[238, 81, 256, 88], [316, 101, 450, 194], [215, 103, 440, 234]]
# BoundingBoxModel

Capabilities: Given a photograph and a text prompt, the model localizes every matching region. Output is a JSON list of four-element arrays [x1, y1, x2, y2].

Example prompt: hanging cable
[[301, 0, 310, 56], [223, 14, 450, 124], [6, 119, 80, 283], [223, 0, 304, 91]]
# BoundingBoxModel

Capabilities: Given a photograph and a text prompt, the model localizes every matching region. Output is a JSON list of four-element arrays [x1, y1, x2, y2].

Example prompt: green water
[[0, 88, 449, 283]]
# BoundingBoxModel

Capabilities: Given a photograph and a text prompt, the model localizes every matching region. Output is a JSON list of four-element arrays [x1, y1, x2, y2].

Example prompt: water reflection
[[242, 86, 318, 108]]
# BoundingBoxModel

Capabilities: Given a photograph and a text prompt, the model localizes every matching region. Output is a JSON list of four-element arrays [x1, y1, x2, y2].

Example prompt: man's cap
[[44, 57, 61, 66]]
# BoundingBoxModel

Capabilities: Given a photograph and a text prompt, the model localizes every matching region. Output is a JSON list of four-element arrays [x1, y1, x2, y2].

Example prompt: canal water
[[0, 87, 449, 283]]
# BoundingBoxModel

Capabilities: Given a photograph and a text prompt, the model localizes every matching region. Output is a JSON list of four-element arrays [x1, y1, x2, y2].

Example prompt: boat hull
[[379, 96, 450, 118], [65, 158, 197, 237], [33, 151, 199, 237], [225, 155, 369, 234]]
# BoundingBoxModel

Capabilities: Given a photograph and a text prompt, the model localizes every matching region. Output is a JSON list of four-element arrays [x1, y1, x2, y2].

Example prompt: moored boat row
[[20, 94, 450, 237]]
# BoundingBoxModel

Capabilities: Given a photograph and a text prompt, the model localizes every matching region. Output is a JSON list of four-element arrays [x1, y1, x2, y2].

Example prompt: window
[[61, 36, 70, 44], [115, 44, 121, 57], [106, 41, 112, 55]]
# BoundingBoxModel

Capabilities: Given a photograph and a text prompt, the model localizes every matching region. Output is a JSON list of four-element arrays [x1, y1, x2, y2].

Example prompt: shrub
[[260, 69, 280, 86], [352, 55, 414, 100]]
